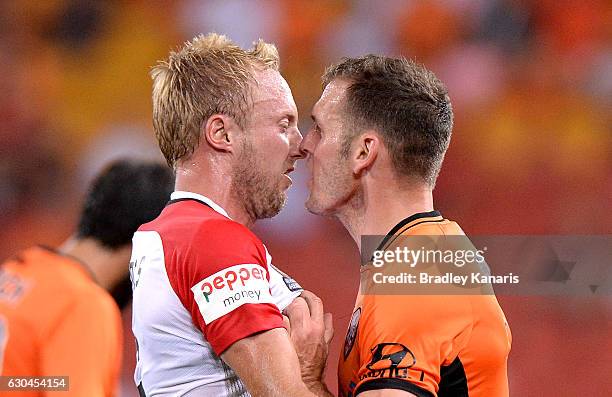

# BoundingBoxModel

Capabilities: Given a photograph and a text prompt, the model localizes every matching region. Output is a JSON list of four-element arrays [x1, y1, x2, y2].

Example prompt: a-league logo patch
[[282, 276, 302, 292], [269, 263, 302, 292], [343, 307, 361, 359]]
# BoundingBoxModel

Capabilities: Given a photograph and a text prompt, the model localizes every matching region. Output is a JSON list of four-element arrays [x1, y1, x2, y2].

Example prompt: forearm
[[222, 328, 329, 397]]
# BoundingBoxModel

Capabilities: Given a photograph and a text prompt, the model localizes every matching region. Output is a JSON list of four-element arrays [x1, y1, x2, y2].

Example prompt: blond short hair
[[151, 33, 279, 167]]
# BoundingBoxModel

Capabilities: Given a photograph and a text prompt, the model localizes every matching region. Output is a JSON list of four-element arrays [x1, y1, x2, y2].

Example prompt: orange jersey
[[339, 211, 511, 397], [0, 246, 122, 397]]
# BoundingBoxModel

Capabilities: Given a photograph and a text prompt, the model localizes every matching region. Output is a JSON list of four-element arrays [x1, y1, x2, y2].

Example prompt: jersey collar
[[35, 245, 98, 283], [376, 210, 443, 252], [170, 191, 232, 220]]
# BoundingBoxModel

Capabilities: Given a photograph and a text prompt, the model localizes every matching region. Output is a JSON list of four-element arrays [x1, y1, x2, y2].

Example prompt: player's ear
[[352, 131, 379, 175], [203, 115, 239, 152]]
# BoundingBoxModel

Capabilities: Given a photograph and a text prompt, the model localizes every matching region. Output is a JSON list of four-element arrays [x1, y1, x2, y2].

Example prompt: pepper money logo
[[191, 264, 274, 324]]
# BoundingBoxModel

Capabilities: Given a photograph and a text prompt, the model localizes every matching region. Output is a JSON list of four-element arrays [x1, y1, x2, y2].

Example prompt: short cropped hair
[[151, 33, 280, 167], [322, 55, 453, 187], [76, 160, 174, 249]]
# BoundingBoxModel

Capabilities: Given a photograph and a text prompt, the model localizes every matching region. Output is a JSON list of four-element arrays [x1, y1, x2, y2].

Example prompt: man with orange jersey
[[0, 159, 173, 396], [299, 55, 512, 397]]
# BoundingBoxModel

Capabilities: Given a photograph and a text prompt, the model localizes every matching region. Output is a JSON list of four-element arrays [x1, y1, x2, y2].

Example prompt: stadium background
[[1, 0, 610, 395]]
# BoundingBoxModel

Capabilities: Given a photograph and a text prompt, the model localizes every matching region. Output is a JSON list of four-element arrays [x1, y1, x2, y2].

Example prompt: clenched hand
[[284, 290, 334, 396]]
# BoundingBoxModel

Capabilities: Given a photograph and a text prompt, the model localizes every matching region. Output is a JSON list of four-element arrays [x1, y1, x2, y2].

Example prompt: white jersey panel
[[131, 231, 302, 396], [265, 246, 302, 311], [131, 231, 247, 396]]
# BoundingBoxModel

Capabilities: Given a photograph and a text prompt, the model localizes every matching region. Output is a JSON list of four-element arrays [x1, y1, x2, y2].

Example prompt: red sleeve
[[165, 218, 283, 355]]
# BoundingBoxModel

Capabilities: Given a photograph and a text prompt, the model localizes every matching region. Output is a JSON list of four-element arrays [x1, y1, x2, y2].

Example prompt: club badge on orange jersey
[[360, 342, 424, 383]]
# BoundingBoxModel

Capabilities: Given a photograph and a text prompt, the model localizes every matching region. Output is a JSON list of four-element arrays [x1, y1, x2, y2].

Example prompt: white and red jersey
[[130, 191, 302, 396]]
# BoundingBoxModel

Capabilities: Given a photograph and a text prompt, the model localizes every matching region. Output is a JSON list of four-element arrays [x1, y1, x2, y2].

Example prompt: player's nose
[[289, 127, 306, 160], [298, 130, 313, 159]]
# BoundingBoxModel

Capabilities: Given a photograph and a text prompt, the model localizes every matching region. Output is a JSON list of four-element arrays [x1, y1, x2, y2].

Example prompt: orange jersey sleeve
[[351, 294, 473, 396]]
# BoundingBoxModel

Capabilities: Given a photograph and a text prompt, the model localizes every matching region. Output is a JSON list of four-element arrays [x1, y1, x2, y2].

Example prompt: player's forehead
[[312, 78, 351, 123], [251, 69, 298, 118]]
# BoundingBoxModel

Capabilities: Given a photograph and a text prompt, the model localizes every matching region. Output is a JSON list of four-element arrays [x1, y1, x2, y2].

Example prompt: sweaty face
[[230, 69, 302, 220], [301, 79, 357, 216]]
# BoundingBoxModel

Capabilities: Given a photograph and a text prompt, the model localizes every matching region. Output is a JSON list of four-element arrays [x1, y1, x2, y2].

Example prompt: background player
[[131, 33, 334, 396], [0, 159, 174, 396], [299, 55, 512, 396]]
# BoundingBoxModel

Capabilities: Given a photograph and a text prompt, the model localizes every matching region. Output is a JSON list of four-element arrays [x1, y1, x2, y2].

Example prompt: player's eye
[[278, 117, 291, 133]]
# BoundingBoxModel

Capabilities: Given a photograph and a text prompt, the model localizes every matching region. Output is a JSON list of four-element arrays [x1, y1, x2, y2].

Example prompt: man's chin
[[257, 192, 287, 220], [305, 195, 330, 217]]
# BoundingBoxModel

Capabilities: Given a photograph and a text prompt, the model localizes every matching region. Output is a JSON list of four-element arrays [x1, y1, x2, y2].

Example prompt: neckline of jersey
[[375, 210, 443, 252], [35, 245, 98, 283], [168, 191, 232, 219]]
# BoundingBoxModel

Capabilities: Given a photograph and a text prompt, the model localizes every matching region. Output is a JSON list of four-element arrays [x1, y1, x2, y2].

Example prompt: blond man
[[130, 34, 333, 397]]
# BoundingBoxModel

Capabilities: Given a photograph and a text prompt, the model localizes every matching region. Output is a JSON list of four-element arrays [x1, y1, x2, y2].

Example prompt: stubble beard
[[306, 154, 359, 218], [231, 140, 287, 222]]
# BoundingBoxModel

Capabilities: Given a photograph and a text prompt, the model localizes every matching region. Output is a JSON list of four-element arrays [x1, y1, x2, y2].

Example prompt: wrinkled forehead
[[250, 68, 297, 115]]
